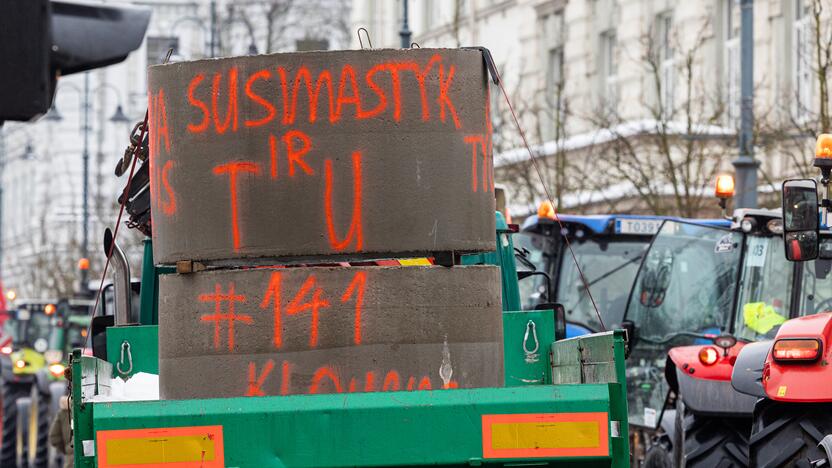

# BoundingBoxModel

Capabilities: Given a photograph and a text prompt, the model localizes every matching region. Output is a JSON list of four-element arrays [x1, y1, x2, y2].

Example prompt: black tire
[[677, 398, 750, 467], [16, 398, 30, 468], [642, 435, 674, 468], [749, 400, 832, 468], [27, 386, 49, 468], [0, 379, 29, 467]]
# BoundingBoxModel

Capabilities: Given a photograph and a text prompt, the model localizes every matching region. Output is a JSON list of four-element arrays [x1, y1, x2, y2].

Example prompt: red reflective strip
[[481, 412, 609, 459]]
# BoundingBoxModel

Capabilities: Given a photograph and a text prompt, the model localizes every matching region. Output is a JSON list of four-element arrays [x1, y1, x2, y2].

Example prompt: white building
[[0, 0, 349, 298], [352, 0, 830, 218]]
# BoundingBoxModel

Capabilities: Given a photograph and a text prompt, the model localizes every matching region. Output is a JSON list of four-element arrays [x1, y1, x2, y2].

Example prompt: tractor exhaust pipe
[[103, 228, 132, 325]]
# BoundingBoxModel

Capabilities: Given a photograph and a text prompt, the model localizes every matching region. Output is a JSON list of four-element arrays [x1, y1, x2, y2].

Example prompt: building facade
[[0, 0, 348, 298], [352, 0, 831, 218]]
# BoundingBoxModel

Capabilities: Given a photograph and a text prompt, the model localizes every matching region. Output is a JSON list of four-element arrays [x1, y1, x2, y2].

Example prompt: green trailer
[[69, 47, 630, 468], [70, 215, 630, 467]]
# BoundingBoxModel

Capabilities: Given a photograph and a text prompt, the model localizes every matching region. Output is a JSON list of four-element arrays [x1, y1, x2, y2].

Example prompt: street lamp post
[[733, 0, 758, 208], [46, 77, 130, 293], [82, 72, 91, 292], [0, 128, 36, 287], [210, 0, 217, 57], [400, 0, 412, 49]]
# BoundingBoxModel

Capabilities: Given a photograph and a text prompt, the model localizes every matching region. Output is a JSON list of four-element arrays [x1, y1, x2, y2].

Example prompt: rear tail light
[[773, 338, 822, 362], [48, 363, 65, 378], [698, 346, 719, 366]]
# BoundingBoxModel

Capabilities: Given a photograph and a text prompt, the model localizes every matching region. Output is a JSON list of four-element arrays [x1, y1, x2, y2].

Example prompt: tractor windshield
[[798, 240, 832, 316], [556, 237, 648, 331], [64, 322, 89, 353], [16, 312, 52, 348], [734, 235, 793, 341], [624, 221, 742, 428], [513, 232, 556, 309]]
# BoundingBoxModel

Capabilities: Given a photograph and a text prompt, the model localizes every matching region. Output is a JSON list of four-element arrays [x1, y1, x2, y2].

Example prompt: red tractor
[[628, 209, 789, 468], [729, 135, 832, 467]]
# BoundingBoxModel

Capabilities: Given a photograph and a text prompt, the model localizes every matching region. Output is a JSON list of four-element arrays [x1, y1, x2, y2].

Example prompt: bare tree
[[226, 0, 349, 54], [758, 0, 831, 182], [583, 18, 731, 217]]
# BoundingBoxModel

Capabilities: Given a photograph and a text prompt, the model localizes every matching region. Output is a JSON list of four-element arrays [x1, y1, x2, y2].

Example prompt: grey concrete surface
[[158, 265, 504, 398], [147, 48, 495, 264]]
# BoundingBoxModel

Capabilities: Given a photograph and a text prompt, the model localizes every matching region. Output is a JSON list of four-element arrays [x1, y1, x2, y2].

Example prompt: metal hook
[[117, 341, 133, 375], [523, 320, 540, 363], [357, 27, 373, 50], [410, 42, 421, 48]]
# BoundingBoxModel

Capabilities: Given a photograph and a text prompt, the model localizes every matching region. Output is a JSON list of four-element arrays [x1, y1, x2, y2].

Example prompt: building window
[[423, 0, 440, 31], [601, 29, 618, 108], [540, 10, 566, 141], [547, 47, 565, 116], [656, 12, 674, 117], [724, 0, 740, 125], [794, 0, 812, 119]]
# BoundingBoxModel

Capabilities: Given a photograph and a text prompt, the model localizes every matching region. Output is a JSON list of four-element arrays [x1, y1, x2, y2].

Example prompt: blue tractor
[[513, 202, 730, 336]]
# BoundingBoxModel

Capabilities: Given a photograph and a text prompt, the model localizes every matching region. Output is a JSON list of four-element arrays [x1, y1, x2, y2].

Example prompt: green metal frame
[[105, 325, 159, 377], [138, 239, 175, 325], [70, 213, 630, 467], [71, 330, 629, 468], [461, 212, 522, 312]]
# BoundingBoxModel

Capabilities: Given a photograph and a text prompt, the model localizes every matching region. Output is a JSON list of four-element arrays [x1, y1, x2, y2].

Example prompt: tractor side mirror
[[782, 179, 820, 262], [554, 303, 566, 341], [621, 319, 636, 357], [533, 302, 566, 340]]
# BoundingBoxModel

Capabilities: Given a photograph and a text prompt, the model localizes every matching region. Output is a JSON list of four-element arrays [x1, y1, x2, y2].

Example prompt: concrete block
[[158, 265, 503, 398], [147, 49, 495, 264]]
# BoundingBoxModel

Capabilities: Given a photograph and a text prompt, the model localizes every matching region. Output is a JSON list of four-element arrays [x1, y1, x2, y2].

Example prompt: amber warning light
[[715, 175, 735, 199], [814, 134, 832, 174], [816, 134, 832, 159], [537, 200, 556, 220]]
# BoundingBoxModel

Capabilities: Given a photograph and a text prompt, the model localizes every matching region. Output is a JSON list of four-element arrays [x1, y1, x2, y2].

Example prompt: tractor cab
[[623, 208, 791, 465], [2, 301, 60, 375], [726, 135, 832, 466], [514, 203, 729, 336]]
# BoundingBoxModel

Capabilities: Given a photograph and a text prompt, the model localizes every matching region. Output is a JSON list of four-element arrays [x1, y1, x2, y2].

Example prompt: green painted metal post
[[502, 309, 555, 386], [462, 211, 522, 312], [139, 239, 173, 326]]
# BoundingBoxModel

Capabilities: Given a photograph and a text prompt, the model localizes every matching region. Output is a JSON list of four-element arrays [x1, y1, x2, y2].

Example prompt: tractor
[[18, 299, 94, 468], [623, 205, 797, 467], [0, 301, 61, 466], [729, 134, 832, 467], [514, 204, 729, 336]]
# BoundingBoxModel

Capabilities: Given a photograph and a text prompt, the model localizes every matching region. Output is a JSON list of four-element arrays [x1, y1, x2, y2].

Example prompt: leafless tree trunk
[[583, 19, 728, 217]]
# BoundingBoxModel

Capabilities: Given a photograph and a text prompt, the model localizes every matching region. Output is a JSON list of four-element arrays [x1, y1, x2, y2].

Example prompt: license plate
[[615, 219, 662, 235]]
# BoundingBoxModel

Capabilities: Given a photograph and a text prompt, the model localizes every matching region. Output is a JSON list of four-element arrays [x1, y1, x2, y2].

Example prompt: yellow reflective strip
[[105, 434, 215, 465], [490, 421, 600, 450], [398, 258, 432, 266]]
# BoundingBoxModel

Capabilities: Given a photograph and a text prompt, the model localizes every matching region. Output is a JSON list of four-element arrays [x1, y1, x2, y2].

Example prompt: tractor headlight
[[48, 363, 65, 378]]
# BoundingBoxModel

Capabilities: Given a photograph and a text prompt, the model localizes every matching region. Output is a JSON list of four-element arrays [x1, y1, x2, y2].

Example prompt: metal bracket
[[462, 46, 499, 85]]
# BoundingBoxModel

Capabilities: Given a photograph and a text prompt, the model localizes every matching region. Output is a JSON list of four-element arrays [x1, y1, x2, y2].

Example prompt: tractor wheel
[[16, 397, 30, 468], [0, 379, 29, 467], [676, 398, 750, 467], [642, 434, 673, 468], [27, 386, 49, 468], [749, 400, 832, 468]]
